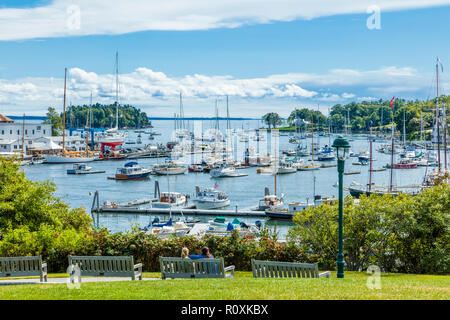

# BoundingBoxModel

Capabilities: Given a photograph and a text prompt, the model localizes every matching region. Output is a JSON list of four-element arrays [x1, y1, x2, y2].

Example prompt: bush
[[288, 184, 450, 274]]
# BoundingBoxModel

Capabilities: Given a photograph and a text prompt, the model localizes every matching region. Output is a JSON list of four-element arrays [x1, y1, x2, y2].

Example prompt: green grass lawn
[[0, 272, 449, 300]]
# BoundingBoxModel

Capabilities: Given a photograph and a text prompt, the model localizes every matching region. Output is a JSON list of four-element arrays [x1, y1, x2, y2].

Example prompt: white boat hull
[[153, 167, 187, 175], [194, 199, 231, 210]]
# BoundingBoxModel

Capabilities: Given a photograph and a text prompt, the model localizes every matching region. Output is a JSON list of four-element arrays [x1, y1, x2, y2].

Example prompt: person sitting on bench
[[189, 246, 214, 259], [189, 247, 217, 273]]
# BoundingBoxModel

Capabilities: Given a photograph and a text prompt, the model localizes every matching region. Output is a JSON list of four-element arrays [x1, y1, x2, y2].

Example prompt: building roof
[[0, 115, 14, 123]]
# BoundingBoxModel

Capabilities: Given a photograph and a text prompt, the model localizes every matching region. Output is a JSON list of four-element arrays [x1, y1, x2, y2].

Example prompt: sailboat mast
[[403, 107, 406, 145], [444, 104, 447, 171], [274, 130, 277, 197], [389, 112, 394, 192], [380, 107, 383, 135], [436, 59, 441, 172], [420, 111, 424, 143], [311, 114, 314, 162], [115, 51, 119, 130], [179, 92, 185, 130], [226, 95, 231, 131], [63, 68, 67, 152], [368, 138, 373, 192], [22, 114, 25, 160], [86, 106, 89, 157]]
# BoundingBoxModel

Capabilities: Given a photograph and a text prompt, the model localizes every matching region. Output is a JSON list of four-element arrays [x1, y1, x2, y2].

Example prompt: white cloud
[[0, 65, 446, 117], [1, 0, 450, 41], [341, 93, 356, 99]]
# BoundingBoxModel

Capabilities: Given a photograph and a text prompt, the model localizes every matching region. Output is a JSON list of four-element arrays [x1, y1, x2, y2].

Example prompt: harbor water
[[22, 120, 435, 239]]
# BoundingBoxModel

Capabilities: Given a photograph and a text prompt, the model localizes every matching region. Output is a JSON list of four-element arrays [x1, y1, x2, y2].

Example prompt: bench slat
[[68, 255, 140, 280], [251, 259, 328, 279]]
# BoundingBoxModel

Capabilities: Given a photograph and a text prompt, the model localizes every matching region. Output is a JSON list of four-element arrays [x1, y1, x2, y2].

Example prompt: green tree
[[262, 112, 282, 129], [0, 157, 92, 232], [43, 107, 62, 136], [288, 185, 450, 274]]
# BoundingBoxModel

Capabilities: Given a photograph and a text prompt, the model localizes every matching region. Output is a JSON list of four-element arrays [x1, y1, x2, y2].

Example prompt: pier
[[92, 206, 266, 218], [90, 190, 267, 217]]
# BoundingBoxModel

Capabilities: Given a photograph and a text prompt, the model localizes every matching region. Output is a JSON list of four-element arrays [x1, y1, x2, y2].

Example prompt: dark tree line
[[263, 95, 450, 139], [64, 103, 149, 129]]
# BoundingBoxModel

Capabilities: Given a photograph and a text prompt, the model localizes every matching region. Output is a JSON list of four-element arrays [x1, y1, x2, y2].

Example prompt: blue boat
[[115, 162, 152, 180]]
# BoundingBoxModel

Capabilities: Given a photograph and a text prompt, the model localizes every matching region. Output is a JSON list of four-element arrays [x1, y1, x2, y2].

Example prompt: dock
[[92, 206, 267, 218], [67, 170, 106, 175]]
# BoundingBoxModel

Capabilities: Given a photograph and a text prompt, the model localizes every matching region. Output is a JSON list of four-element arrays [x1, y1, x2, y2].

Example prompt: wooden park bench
[[0, 256, 48, 282], [160, 257, 235, 279], [68, 255, 142, 282], [251, 259, 330, 278]]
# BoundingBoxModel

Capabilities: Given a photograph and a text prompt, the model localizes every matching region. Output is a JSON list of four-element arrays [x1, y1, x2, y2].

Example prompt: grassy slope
[[0, 272, 449, 300]]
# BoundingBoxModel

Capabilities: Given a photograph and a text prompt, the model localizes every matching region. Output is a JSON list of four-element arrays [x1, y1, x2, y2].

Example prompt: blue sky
[[0, 0, 449, 117]]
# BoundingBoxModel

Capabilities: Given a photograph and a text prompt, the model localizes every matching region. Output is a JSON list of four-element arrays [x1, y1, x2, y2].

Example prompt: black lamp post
[[332, 135, 350, 278]]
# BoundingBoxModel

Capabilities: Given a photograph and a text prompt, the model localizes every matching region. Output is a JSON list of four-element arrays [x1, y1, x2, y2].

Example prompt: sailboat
[[297, 115, 320, 171], [422, 57, 449, 186], [44, 69, 96, 164], [95, 52, 126, 156], [348, 137, 398, 197], [349, 99, 417, 198]]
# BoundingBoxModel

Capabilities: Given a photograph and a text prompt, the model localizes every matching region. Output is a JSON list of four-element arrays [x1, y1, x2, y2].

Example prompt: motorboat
[[385, 158, 418, 169], [152, 161, 188, 175], [297, 162, 320, 171], [193, 187, 230, 209], [210, 166, 248, 178], [152, 192, 188, 208], [143, 218, 191, 239], [115, 162, 152, 180], [317, 147, 335, 161], [317, 152, 335, 161], [67, 163, 105, 175], [265, 196, 337, 221], [205, 217, 260, 237], [255, 194, 284, 211], [188, 164, 205, 172], [256, 163, 296, 174]]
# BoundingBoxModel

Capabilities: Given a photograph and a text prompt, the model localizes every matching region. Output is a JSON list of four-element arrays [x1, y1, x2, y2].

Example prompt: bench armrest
[[224, 265, 235, 278], [41, 262, 48, 282], [134, 263, 143, 280], [319, 271, 330, 278]]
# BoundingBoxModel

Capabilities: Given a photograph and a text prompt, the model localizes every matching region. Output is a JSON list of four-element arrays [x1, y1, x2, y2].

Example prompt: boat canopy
[[125, 161, 138, 167], [152, 218, 173, 228], [214, 217, 226, 224]]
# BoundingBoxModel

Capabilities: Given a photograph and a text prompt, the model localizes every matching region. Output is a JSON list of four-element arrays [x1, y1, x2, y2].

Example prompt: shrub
[[288, 184, 450, 274]]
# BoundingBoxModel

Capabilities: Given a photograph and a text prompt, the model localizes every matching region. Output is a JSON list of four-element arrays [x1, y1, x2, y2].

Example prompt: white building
[[32, 136, 86, 152], [0, 114, 52, 156], [0, 115, 52, 140]]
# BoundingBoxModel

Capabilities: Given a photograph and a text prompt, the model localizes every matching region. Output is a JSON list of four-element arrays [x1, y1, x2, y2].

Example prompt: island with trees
[[44, 103, 150, 135], [262, 95, 450, 140]]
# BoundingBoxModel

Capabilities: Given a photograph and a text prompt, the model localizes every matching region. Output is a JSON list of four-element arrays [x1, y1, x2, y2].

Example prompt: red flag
[[390, 97, 395, 109]]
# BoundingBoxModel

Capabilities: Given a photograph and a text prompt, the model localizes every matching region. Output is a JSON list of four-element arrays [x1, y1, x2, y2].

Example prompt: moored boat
[[193, 187, 231, 209], [115, 162, 152, 180], [67, 163, 105, 174], [152, 161, 188, 175], [152, 192, 188, 208]]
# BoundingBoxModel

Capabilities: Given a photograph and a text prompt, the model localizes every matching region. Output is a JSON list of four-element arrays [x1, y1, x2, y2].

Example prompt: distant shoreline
[[7, 115, 264, 121]]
